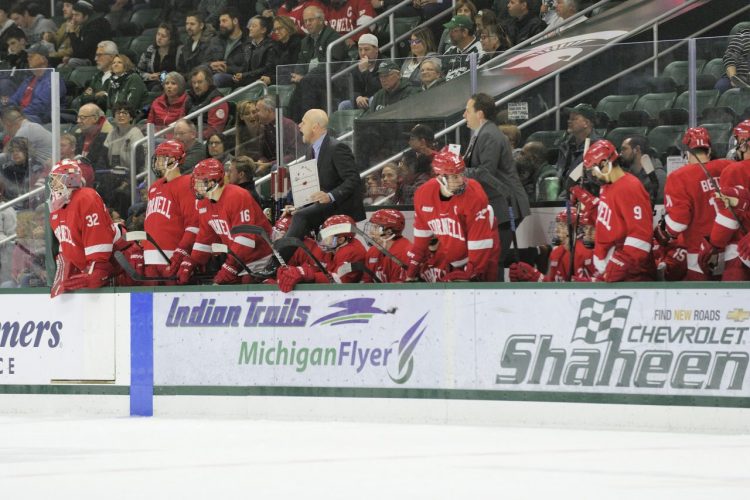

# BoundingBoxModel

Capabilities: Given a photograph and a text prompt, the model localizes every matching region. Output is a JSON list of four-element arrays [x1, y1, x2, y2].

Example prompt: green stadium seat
[[605, 126, 648, 149], [701, 58, 725, 80], [661, 89, 720, 125], [618, 92, 676, 127], [702, 88, 750, 123], [647, 125, 686, 160], [329, 109, 364, 137], [700, 122, 733, 157], [595, 94, 639, 127], [129, 35, 153, 56], [68, 66, 99, 91], [660, 60, 706, 89], [524, 130, 565, 150], [129, 9, 162, 30]]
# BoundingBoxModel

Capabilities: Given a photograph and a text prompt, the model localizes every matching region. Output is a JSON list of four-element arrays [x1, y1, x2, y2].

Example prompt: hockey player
[[362, 208, 411, 283], [405, 148, 500, 282], [656, 127, 732, 280], [272, 214, 324, 268], [177, 158, 273, 285], [144, 140, 199, 279], [509, 208, 595, 282], [326, 0, 376, 44], [578, 139, 654, 281], [276, 214, 367, 292], [49, 159, 116, 296], [702, 120, 750, 280]]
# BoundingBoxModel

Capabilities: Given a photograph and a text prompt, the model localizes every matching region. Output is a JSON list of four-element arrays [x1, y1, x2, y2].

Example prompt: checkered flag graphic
[[572, 296, 632, 344]]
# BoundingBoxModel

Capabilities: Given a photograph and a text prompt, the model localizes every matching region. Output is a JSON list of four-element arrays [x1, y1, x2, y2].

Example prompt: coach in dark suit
[[279, 108, 366, 261], [463, 93, 530, 280]]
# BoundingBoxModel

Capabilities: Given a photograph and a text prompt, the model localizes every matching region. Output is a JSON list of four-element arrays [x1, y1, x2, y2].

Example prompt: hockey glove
[[509, 262, 543, 282], [738, 232, 750, 265], [168, 247, 190, 274], [569, 186, 599, 218], [698, 238, 722, 276], [64, 262, 113, 290], [177, 257, 197, 285], [653, 218, 678, 246], [441, 263, 476, 282], [719, 186, 750, 214], [214, 261, 241, 285], [277, 265, 315, 293], [602, 251, 633, 282]]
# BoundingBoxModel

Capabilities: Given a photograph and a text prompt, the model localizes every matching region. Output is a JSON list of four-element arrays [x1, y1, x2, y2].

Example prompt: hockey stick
[[689, 149, 747, 236], [229, 224, 287, 266], [508, 205, 519, 264], [126, 230, 171, 264], [319, 223, 408, 269], [349, 261, 381, 283], [567, 138, 590, 280], [210, 243, 255, 277], [114, 251, 178, 282], [274, 236, 335, 283]]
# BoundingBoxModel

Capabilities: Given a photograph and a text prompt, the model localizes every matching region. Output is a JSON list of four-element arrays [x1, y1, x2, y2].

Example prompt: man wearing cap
[[442, 15, 483, 81], [10, 42, 67, 123], [507, 0, 547, 45], [364, 60, 419, 114], [338, 33, 382, 111], [555, 102, 601, 182], [66, 0, 112, 67]]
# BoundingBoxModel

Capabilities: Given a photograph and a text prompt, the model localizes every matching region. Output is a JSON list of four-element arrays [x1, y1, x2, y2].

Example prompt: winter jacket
[[147, 92, 189, 129], [239, 37, 280, 85]]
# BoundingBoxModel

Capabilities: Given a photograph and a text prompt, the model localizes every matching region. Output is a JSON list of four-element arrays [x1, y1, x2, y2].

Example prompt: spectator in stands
[[227, 155, 262, 206], [80, 40, 117, 108], [419, 57, 443, 91], [289, 5, 346, 120], [0, 106, 51, 165], [186, 65, 229, 139], [65, 0, 112, 68], [210, 8, 249, 88], [620, 134, 666, 204], [0, 33, 29, 101], [137, 22, 181, 91], [104, 102, 144, 170], [555, 102, 601, 181], [515, 140, 546, 200], [326, 0, 376, 47], [277, 0, 325, 33], [379, 161, 407, 203], [273, 15, 303, 72], [256, 94, 301, 171], [206, 132, 232, 163], [49, 1, 75, 66], [716, 27, 750, 92], [437, 0, 476, 54], [338, 33, 382, 111], [544, 0, 585, 38], [0, 178, 15, 284], [234, 14, 279, 86], [442, 15, 483, 81], [499, 123, 521, 152], [198, 0, 229, 28], [404, 123, 437, 176], [61, 130, 94, 187], [234, 99, 264, 159], [10, 2, 55, 46], [364, 60, 419, 114], [0, 137, 42, 200], [398, 152, 431, 204], [478, 23, 511, 64], [401, 27, 436, 87], [147, 71, 188, 130], [9, 43, 66, 124], [75, 103, 110, 170], [173, 118, 205, 173], [507, 0, 546, 45], [177, 12, 221, 75], [363, 172, 386, 205], [0, 1, 25, 56], [475, 9, 497, 33], [107, 54, 146, 116]]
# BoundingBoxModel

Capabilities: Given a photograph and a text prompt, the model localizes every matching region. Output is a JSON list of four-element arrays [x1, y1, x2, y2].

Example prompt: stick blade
[[230, 224, 265, 236]]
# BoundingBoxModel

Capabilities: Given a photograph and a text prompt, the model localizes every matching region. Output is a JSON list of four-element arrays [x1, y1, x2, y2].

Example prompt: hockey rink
[[2, 416, 749, 498]]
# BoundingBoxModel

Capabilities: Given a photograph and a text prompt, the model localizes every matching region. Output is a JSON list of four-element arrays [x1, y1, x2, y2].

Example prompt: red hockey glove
[[653, 218, 678, 246], [177, 257, 196, 285], [738, 232, 750, 264], [720, 186, 750, 214], [602, 251, 633, 282], [697, 238, 722, 276], [63, 262, 113, 290], [508, 262, 543, 282], [168, 247, 190, 274], [214, 261, 241, 285], [405, 251, 422, 281], [569, 186, 599, 218], [441, 263, 476, 282], [276, 265, 315, 293]]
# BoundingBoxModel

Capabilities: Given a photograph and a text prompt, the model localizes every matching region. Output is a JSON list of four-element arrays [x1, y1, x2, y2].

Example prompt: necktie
[[464, 134, 477, 162]]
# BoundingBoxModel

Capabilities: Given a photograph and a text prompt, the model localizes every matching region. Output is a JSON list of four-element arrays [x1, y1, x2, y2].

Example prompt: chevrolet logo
[[727, 309, 750, 323]]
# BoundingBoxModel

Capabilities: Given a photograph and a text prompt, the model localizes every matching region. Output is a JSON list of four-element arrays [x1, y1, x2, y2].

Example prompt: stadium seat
[[661, 89, 720, 125], [730, 21, 750, 37], [660, 60, 706, 89], [229, 85, 266, 104], [129, 35, 153, 56], [68, 66, 99, 92], [377, 17, 420, 57], [330, 109, 364, 137], [113, 36, 134, 52], [702, 88, 750, 123], [618, 92, 676, 126], [647, 125, 686, 160], [700, 122, 733, 157], [524, 130, 565, 150], [129, 9, 162, 30], [605, 126, 648, 149], [595, 94, 639, 127], [701, 58, 725, 80]]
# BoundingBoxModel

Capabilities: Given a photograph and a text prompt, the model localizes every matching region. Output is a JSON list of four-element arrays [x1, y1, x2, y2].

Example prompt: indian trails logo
[[238, 313, 428, 384], [497, 296, 749, 391]]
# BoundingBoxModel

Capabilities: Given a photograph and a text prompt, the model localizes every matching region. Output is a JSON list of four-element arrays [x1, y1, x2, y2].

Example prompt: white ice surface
[[2, 416, 750, 499]]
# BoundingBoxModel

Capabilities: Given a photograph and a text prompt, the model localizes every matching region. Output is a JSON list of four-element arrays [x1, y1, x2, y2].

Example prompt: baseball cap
[[564, 103, 596, 123], [404, 124, 434, 142], [358, 33, 379, 48], [443, 15, 473, 30], [72, 0, 94, 15], [27, 43, 50, 57], [377, 59, 400, 75]]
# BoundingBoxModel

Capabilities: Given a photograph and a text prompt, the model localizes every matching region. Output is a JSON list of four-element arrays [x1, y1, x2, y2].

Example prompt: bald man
[[276, 109, 365, 263]]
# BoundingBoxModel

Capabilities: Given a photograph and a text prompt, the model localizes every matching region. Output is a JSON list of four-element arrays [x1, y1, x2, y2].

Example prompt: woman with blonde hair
[[234, 100, 264, 160], [108, 54, 148, 116], [401, 27, 437, 86]]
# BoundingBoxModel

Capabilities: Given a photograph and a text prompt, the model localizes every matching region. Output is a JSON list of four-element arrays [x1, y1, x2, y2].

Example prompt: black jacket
[[70, 14, 113, 62], [508, 12, 546, 45], [351, 59, 382, 100], [308, 134, 365, 222], [178, 32, 222, 75], [215, 33, 249, 75], [296, 26, 347, 75], [240, 37, 280, 85]]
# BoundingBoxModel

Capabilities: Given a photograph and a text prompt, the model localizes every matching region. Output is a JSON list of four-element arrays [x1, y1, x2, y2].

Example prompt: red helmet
[[583, 140, 618, 169], [48, 159, 84, 210], [734, 120, 750, 143], [152, 140, 186, 177], [370, 209, 405, 233], [271, 215, 292, 241], [431, 147, 465, 175], [191, 158, 225, 198], [682, 127, 711, 151], [322, 214, 356, 238], [317, 214, 356, 251]]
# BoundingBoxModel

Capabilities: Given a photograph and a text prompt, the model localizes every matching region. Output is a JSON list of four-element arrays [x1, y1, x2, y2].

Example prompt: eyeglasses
[[409, 39, 423, 45], [115, 110, 131, 115], [94, 52, 114, 58]]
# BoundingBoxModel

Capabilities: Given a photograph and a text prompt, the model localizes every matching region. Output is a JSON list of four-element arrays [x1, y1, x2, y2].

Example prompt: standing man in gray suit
[[463, 93, 530, 280]]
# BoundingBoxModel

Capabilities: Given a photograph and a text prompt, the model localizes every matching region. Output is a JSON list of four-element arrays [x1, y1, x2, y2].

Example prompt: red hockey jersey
[[709, 159, 750, 249], [50, 187, 115, 273], [363, 236, 411, 283], [326, 0, 376, 41], [144, 174, 199, 265], [314, 237, 367, 283]]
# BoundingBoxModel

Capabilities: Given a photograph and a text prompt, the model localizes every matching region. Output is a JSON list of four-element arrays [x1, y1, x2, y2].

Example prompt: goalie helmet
[[317, 214, 356, 252], [682, 127, 711, 151], [152, 140, 186, 178], [48, 159, 84, 211], [191, 158, 224, 199]]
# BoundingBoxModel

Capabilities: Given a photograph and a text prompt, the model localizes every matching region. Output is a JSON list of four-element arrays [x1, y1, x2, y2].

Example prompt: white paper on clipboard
[[289, 159, 321, 208]]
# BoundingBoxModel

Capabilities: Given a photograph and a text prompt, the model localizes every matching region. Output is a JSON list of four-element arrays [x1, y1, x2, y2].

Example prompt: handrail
[[0, 233, 16, 248], [0, 186, 46, 213], [129, 80, 268, 203]]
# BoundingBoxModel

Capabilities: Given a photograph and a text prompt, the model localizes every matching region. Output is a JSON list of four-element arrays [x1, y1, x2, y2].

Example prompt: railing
[[129, 81, 268, 204], [0, 234, 16, 248]]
